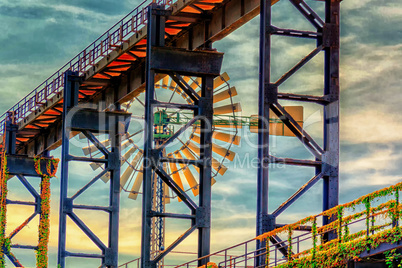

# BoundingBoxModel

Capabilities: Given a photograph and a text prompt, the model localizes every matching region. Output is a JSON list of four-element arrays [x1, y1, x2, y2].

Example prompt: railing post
[[393, 189, 399, 228], [364, 198, 371, 238], [287, 227, 293, 262], [312, 216, 317, 264], [265, 239, 269, 268], [371, 215, 375, 235], [337, 207, 343, 244], [245, 243, 248, 268]]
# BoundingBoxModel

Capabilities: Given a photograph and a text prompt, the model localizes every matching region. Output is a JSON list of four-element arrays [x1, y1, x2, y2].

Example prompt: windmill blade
[[189, 77, 202, 90], [162, 162, 171, 204], [90, 141, 137, 171], [162, 76, 169, 88], [194, 128, 240, 146], [169, 77, 177, 90], [191, 135, 236, 161], [214, 72, 230, 89], [83, 139, 111, 156], [78, 132, 100, 140], [164, 181, 170, 204], [249, 106, 304, 137], [121, 147, 137, 165], [121, 151, 143, 192], [128, 171, 143, 200], [212, 142, 236, 161], [169, 161, 185, 202], [155, 76, 167, 88], [211, 158, 227, 176], [183, 76, 191, 84], [82, 133, 131, 155], [213, 87, 237, 104], [196, 73, 231, 96], [181, 145, 197, 159], [175, 76, 191, 96], [214, 103, 242, 115], [174, 152, 199, 196], [90, 155, 105, 170], [186, 141, 200, 156], [101, 149, 143, 183], [180, 147, 200, 173], [121, 138, 135, 151], [185, 141, 224, 178]]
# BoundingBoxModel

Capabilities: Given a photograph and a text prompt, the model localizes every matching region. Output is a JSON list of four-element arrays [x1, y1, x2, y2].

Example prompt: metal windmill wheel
[[81, 72, 241, 203]]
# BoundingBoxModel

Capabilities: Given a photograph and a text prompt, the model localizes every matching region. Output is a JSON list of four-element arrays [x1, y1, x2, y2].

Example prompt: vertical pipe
[[257, 0, 272, 265], [197, 75, 214, 266], [322, 0, 340, 237]]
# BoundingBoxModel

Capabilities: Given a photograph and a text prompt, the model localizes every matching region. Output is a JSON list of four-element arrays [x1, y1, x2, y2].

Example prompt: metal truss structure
[[150, 143, 166, 267], [256, 0, 340, 265], [1, 120, 57, 266], [0, 0, 342, 266], [57, 71, 131, 267], [141, 5, 223, 267]]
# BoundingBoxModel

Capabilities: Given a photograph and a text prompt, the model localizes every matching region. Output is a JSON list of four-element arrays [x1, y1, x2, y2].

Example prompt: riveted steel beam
[[6, 155, 56, 176], [150, 47, 223, 76]]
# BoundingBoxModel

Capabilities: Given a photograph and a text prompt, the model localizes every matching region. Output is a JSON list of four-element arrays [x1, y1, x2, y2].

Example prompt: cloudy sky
[[1, 0, 402, 266]]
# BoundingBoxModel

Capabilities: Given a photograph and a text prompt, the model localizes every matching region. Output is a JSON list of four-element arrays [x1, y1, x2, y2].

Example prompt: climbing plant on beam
[[35, 156, 59, 268], [0, 151, 59, 268]]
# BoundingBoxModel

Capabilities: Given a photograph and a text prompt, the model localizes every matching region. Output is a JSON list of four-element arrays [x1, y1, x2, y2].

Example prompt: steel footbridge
[[1, 0, 395, 267]]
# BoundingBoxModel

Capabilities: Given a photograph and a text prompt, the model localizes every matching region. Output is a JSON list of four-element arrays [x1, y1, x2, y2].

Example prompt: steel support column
[[4, 119, 17, 155], [322, 0, 340, 236], [197, 74, 214, 262], [256, 0, 272, 265], [141, 5, 161, 266], [256, 0, 341, 263], [57, 71, 130, 267], [141, 4, 223, 267], [57, 70, 79, 268]]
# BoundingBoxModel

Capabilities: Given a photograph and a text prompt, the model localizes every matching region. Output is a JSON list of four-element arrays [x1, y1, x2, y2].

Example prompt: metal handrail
[[175, 191, 402, 268], [0, 0, 175, 133], [118, 257, 141, 268]]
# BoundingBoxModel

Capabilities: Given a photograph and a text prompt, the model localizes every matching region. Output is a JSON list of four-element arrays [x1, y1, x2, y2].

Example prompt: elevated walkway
[[0, 0, 276, 157], [172, 182, 402, 267]]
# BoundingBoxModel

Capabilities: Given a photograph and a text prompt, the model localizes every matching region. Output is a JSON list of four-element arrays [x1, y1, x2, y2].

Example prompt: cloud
[[341, 145, 398, 174], [341, 109, 402, 144], [342, 0, 374, 10]]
